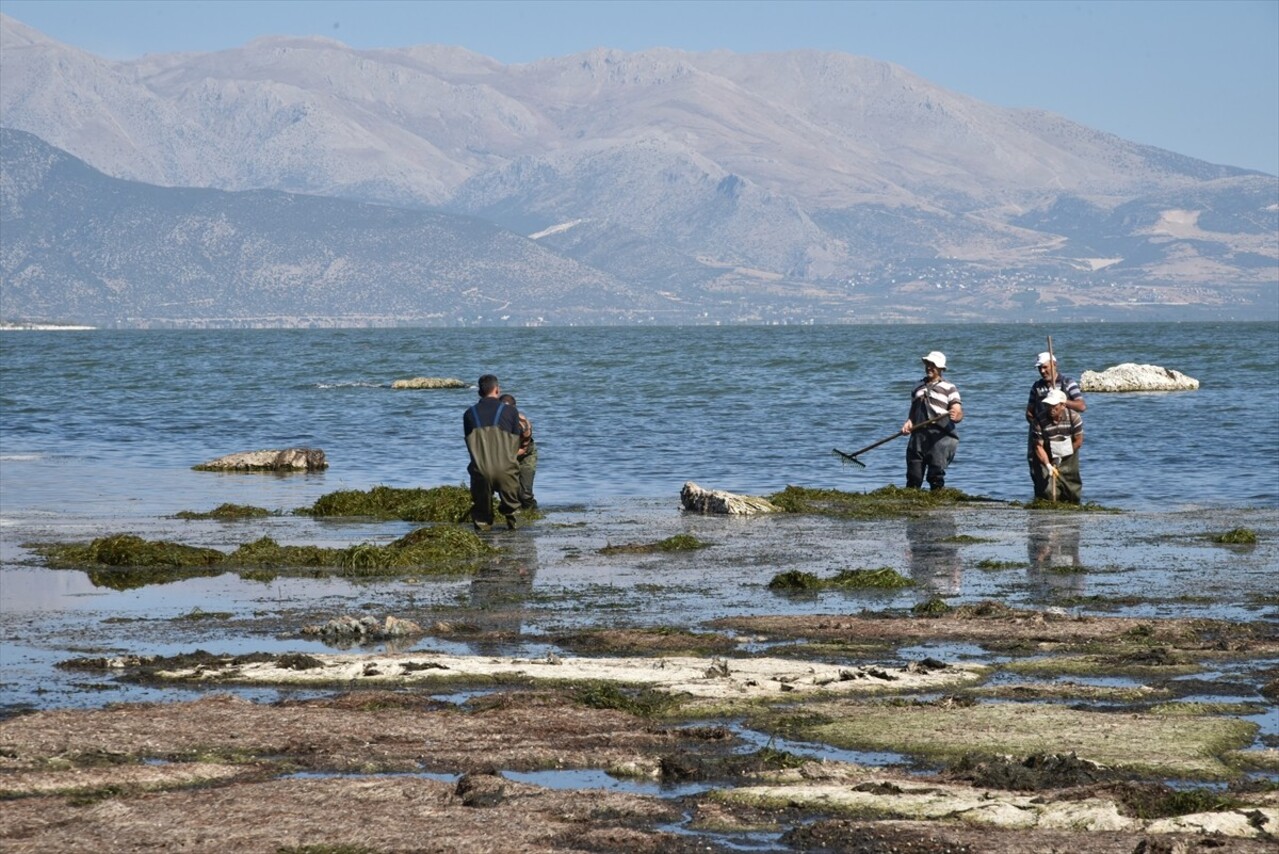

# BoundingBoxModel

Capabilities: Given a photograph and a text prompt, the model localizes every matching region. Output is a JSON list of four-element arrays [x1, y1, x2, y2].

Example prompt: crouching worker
[[464, 375, 523, 530], [499, 393, 537, 509], [1030, 388, 1084, 503]]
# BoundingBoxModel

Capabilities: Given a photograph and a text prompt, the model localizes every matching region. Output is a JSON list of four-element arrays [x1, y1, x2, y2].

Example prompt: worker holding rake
[[902, 351, 963, 491]]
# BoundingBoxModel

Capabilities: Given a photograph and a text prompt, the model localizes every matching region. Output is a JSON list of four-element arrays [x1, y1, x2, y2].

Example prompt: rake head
[[832, 448, 867, 468]]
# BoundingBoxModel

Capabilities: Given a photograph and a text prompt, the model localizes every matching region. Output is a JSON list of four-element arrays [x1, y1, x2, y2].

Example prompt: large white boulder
[[1079, 363, 1199, 392], [681, 481, 781, 515], [391, 377, 467, 389]]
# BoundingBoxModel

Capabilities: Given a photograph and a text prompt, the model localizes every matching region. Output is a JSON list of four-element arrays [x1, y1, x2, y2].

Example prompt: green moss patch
[[1004, 650, 1202, 679], [759, 699, 1256, 778], [173, 503, 274, 520], [966, 681, 1169, 703], [766, 485, 997, 519], [1149, 701, 1270, 717]]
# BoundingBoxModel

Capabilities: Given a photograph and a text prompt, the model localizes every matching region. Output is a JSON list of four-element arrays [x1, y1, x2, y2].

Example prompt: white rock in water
[[392, 377, 467, 389], [1079, 363, 1199, 392], [681, 481, 781, 515], [194, 448, 328, 471]]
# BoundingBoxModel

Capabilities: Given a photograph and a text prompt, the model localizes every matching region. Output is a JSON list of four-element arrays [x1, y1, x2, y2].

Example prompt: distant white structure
[[1080, 363, 1199, 392]]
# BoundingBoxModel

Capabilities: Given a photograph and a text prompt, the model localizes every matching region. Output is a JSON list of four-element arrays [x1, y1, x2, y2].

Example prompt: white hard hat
[[922, 351, 947, 370], [1044, 388, 1068, 406]]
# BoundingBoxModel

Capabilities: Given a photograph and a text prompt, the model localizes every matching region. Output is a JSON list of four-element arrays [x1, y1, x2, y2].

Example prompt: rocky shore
[[1, 488, 1276, 852]]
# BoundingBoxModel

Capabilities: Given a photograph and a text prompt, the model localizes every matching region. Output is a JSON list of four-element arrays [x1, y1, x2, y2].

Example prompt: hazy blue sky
[[3, 0, 1277, 175]]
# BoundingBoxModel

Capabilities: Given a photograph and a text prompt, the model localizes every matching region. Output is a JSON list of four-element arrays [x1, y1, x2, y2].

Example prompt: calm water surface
[[1, 322, 1276, 518]]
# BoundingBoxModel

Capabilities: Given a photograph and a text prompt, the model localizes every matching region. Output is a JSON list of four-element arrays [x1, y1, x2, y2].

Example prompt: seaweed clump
[[32, 534, 228, 587], [767, 484, 991, 519], [598, 534, 710, 555], [768, 567, 912, 592], [1209, 527, 1258, 545], [570, 682, 681, 718], [174, 503, 274, 520], [302, 484, 475, 522], [34, 534, 226, 568], [32, 526, 497, 584], [232, 527, 496, 577], [913, 597, 952, 617]]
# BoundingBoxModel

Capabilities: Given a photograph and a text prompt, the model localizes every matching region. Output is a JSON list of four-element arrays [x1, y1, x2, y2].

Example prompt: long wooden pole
[[1046, 335, 1057, 502]]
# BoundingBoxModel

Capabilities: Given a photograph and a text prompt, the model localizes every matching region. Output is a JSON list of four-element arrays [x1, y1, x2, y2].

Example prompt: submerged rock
[[392, 377, 467, 389], [194, 448, 327, 472], [1079, 364, 1199, 392], [681, 481, 781, 515]]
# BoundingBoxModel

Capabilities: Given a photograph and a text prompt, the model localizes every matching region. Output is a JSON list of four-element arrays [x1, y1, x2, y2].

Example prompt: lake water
[[1, 322, 1277, 716], [1, 322, 1276, 520]]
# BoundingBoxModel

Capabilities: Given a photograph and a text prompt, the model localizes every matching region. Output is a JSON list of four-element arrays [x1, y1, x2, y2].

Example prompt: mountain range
[[1, 13, 1275, 326]]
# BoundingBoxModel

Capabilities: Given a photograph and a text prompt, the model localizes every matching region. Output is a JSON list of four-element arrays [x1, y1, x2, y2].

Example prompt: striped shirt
[[1031, 407, 1083, 456], [1027, 374, 1083, 415], [910, 377, 961, 432]]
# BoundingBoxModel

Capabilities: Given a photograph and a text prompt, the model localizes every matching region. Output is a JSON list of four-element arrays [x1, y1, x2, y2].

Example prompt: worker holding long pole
[[1025, 337, 1087, 502]]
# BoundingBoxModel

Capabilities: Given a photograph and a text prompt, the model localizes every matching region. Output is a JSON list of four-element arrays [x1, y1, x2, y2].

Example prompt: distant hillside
[[0, 128, 658, 326], [1, 14, 1275, 324]]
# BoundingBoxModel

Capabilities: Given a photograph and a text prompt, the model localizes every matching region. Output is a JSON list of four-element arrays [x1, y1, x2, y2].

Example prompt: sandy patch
[[718, 773, 1278, 838], [151, 652, 984, 698]]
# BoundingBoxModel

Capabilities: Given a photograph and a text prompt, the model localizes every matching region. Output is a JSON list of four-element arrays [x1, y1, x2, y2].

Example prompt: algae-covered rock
[[681, 482, 781, 515], [391, 377, 467, 389], [1079, 364, 1199, 392], [193, 448, 327, 472]]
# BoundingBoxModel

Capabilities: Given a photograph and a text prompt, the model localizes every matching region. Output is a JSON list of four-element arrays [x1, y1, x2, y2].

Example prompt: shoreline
[[1, 496, 1276, 850]]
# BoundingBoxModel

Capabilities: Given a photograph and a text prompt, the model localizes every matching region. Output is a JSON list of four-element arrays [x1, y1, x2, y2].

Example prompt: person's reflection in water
[[905, 512, 962, 597], [1026, 513, 1084, 598], [467, 536, 538, 650]]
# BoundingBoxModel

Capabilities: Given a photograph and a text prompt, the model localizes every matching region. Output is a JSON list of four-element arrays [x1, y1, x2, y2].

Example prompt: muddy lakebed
[[1, 485, 1277, 853]]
